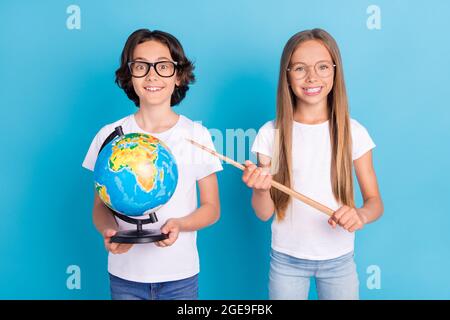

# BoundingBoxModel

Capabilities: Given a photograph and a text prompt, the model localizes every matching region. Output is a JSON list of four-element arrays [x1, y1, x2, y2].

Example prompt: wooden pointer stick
[[186, 139, 335, 217]]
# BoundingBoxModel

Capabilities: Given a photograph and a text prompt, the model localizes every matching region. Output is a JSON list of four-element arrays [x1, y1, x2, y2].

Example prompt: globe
[[93, 132, 178, 217]]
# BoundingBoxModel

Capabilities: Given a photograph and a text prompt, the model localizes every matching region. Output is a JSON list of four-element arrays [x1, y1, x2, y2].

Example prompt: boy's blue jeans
[[269, 249, 359, 300], [109, 273, 198, 300]]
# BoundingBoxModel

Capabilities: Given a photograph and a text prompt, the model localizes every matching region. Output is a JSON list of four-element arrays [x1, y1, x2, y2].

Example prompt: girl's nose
[[305, 72, 318, 82], [305, 68, 319, 82]]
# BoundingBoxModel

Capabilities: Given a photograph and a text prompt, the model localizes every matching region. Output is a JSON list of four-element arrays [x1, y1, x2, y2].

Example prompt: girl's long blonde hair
[[271, 28, 354, 220]]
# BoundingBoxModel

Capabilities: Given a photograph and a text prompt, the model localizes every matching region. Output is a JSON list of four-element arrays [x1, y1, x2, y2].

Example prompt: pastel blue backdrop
[[1, 0, 449, 299]]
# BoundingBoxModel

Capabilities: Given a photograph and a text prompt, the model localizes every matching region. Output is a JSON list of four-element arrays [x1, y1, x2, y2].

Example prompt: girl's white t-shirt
[[251, 118, 376, 260], [82, 114, 222, 283]]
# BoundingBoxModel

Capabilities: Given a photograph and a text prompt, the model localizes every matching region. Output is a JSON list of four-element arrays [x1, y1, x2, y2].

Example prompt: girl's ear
[[286, 72, 291, 87]]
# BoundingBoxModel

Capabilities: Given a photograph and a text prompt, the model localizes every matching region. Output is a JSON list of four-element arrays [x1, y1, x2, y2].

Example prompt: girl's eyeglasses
[[287, 61, 336, 79], [128, 61, 178, 78]]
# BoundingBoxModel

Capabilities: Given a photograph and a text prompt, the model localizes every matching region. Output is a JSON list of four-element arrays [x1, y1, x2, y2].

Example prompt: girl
[[82, 29, 222, 300], [242, 28, 383, 300]]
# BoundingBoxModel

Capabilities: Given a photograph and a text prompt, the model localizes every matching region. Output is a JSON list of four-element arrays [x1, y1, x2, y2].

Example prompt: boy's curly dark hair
[[115, 29, 195, 107]]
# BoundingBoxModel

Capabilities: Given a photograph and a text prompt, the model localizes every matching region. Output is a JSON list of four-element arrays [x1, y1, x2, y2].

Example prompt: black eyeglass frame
[[127, 60, 179, 78]]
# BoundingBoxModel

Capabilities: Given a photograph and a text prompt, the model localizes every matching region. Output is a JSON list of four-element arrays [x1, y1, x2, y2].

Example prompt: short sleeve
[[251, 121, 275, 158], [351, 119, 376, 160], [195, 126, 223, 181], [82, 126, 112, 171], [82, 132, 103, 171]]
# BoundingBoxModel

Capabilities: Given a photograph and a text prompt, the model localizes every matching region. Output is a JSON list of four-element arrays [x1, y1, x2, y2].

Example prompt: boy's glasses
[[287, 61, 336, 79], [128, 61, 178, 78]]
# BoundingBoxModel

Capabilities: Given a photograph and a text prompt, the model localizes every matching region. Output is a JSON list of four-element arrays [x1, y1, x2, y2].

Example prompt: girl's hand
[[328, 206, 367, 232], [156, 218, 181, 247], [242, 160, 272, 192], [103, 229, 134, 254]]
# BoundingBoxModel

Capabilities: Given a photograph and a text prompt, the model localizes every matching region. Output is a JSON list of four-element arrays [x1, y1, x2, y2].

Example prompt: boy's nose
[[146, 66, 158, 80]]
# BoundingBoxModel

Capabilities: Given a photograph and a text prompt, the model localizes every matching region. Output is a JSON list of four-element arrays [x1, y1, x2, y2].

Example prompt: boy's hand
[[103, 229, 133, 254], [156, 218, 181, 247], [242, 160, 272, 192], [328, 206, 367, 232]]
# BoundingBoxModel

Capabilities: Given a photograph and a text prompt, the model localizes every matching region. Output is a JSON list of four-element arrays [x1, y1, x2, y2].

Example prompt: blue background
[[1, 0, 449, 299]]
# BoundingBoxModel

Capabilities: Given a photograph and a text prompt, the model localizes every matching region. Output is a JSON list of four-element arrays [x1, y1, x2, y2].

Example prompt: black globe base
[[109, 211, 167, 244], [111, 229, 168, 244]]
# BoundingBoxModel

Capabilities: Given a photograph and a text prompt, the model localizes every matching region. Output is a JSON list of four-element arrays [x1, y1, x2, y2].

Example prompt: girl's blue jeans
[[269, 249, 359, 300]]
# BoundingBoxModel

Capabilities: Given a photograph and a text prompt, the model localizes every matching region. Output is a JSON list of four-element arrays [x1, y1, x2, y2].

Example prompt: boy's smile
[[144, 85, 163, 93]]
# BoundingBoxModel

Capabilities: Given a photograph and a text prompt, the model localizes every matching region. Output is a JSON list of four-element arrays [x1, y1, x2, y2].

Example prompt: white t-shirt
[[82, 114, 223, 283], [251, 118, 376, 260]]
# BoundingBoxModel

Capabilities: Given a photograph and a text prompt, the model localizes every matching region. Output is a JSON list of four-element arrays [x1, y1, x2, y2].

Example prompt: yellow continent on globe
[[109, 135, 163, 192], [95, 183, 111, 206]]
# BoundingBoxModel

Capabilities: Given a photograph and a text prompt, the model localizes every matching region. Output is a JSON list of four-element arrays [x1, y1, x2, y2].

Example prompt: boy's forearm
[[251, 189, 275, 221], [177, 203, 220, 232], [93, 204, 118, 234]]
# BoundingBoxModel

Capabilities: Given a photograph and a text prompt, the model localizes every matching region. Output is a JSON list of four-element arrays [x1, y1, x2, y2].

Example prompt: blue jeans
[[269, 249, 359, 300], [109, 273, 198, 300]]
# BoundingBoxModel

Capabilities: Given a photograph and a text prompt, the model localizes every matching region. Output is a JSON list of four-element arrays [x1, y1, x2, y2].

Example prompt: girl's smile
[[302, 86, 323, 96]]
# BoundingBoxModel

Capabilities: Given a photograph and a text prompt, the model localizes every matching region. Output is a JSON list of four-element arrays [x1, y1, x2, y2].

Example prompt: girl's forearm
[[251, 189, 275, 221], [358, 196, 384, 224]]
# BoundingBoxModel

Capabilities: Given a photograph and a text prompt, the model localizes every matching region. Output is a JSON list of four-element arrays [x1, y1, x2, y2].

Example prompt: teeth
[[304, 87, 321, 93], [144, 87, 162, 92]]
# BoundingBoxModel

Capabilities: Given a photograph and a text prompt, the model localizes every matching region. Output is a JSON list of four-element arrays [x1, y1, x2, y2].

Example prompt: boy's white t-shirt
[[251, 118, 376, 260], [82, 114, 222, 283]]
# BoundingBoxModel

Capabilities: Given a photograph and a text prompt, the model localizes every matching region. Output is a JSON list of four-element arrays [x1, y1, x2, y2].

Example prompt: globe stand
[[110, 211, 169, 244]]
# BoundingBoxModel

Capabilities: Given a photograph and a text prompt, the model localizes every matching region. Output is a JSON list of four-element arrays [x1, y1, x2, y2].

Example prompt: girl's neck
[[135, 103, 179, 133], [294, 100, 329, 124]]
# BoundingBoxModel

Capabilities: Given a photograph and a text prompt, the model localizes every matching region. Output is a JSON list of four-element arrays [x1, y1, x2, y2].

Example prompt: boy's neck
[[135, 103, 179, 133], [294, 100, 329, 124]]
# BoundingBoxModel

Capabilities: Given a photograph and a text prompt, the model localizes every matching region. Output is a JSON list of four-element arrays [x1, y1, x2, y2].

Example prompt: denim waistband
[[271, 248, 354, 265]]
